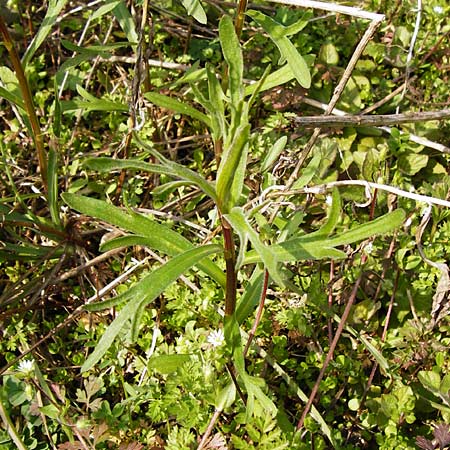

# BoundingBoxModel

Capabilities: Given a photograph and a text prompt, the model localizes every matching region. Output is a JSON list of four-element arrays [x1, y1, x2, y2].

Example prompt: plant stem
[[234, 0, 248, 38], [0, 15, 47, 189], [222, 218, 237, 317]]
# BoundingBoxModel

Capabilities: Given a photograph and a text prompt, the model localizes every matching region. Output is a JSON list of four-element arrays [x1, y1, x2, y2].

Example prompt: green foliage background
[[0, 0, 449, 448]]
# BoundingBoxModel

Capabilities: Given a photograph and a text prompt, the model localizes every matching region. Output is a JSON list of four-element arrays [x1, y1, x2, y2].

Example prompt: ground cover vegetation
[[0, 0, 450, 448]]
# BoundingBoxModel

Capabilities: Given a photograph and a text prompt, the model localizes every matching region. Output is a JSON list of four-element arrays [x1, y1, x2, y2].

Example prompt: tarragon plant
[[62, 13, 405, 441]]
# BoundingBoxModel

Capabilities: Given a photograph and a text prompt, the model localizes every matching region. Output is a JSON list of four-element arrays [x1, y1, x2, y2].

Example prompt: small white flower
[[17, 359, 34, 375], [433, 5, 443, 14], [207, 329, 225, 348], [325, 195, 333, 206]]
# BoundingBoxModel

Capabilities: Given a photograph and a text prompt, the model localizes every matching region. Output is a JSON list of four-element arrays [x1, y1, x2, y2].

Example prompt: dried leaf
[[434, 423, 450, 448], [203, 432, 228, 449], [415, 436, 436, 450]]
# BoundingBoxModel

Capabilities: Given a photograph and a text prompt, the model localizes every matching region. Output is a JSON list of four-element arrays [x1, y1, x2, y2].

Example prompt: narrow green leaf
[[216, 124, 250, 212], [291, 151, 321, 189], [261, 136, 287, 172], [219, 15, 244, 108], [22, 0, 69, 67], [81, 245, 220, 371], [307, 188, 341, 238], [247, 10, 311, 88], [215, 381, 236, 411], [244, 242, 346, 265], [236, 267, 265, 324], [62, 194, 226, 287], [206, 64, 226, 140], [47, 147, 61, 227], [132, 136, 218, 201], [145, 92, 211, 127], [316, 209, 405, 247], [85, 157, 175, 178], [181, 0, 207, 24], [148, 354, 192, 374], [283, 15, 310, 36], [112, 0, 138, 44], [53, 77, 61, 138], [0, 86, 25, 110], [91, 0, 121, 21], [226, 207, 285, 287], [244, 64, 295, 97], [244, 208, 405, 264], [61, 86, 128, 112]]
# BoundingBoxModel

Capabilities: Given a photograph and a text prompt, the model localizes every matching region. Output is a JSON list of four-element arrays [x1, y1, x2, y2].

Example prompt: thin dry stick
[[197, 409, 222, 450], [301, 97, 450, 153], [292, 109, 450, 127], [298, 180, 450, 209], [0, 15, 47, 187]]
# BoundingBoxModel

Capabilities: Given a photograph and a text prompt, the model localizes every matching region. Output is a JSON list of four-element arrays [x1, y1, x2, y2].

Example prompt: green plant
[[61, 12, 406, 447]]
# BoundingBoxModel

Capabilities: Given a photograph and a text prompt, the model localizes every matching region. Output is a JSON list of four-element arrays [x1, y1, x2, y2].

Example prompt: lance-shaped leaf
[[224, 315, 277, 418], [62, 193, 225, 287], [84, 154, 217, 202], [236, 267, 265, 324], [244, 209, 405, 264], [247, 10, 311, 89], [219, 15, 244, 109], [22, 0, 68, 67], [261, 136, 287, 173], [306, 188, 341, 239], [216, 124, 250, 212], [244, 64, 295, 97], [112, 0, 138, 44], [226, 207, 285, 287], [145, 92, 211, 127], [296, 208, 406, 247], [206, 63, 226, 140], [81, 244, 221, 372], [181, 0, 207, 24]]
